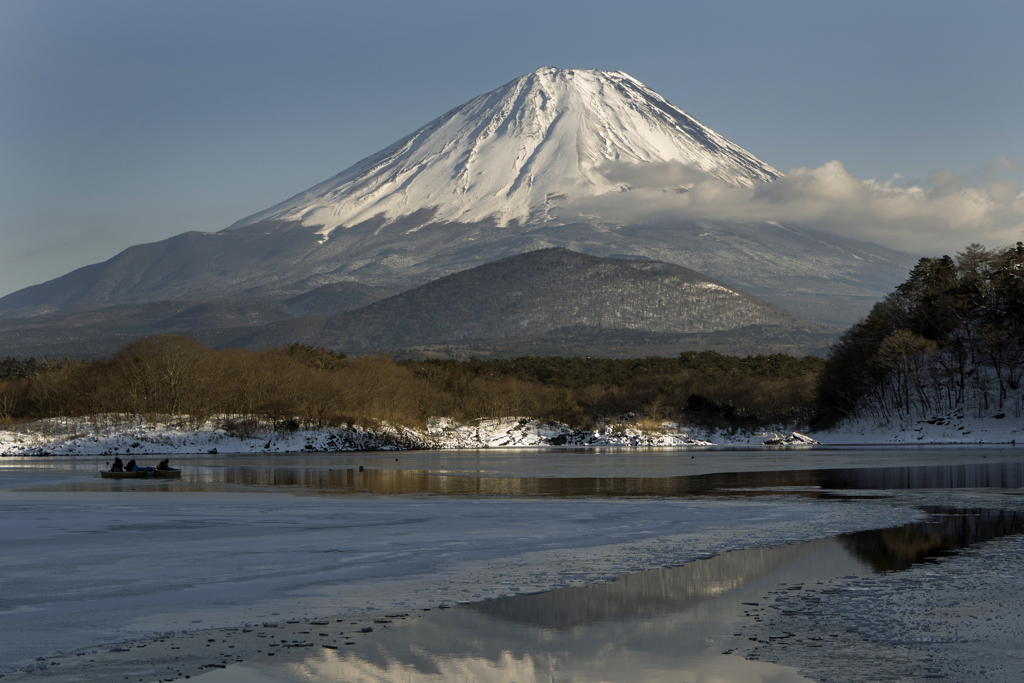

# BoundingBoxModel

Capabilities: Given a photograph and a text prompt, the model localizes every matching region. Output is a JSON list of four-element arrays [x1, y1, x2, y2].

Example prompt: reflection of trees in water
[[839, 507, 1024, 571], [181, 465, 829, 497], [816, 463, 1024, 490], [181, 461, 1024, 497], [33, 460, 1024, 502]]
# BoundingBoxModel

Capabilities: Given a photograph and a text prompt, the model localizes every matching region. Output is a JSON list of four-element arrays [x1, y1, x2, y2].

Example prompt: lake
[[1, 446, 1022, 681]]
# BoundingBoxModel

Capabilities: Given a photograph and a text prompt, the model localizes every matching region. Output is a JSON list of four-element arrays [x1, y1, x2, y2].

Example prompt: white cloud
[[559, 159, 1024, 255], [982, 156, 1024, 176]]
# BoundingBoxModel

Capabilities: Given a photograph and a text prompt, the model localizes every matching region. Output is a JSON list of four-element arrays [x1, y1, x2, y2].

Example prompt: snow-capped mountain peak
[[229, 67, 782, 237]]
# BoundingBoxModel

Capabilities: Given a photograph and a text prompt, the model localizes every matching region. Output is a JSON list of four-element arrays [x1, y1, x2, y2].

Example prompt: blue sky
[[2, 0, 1022, 297]]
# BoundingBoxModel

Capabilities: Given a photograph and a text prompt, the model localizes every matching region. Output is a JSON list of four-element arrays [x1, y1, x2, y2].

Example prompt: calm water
[[3, 448, 1023, 496], [190, 507, 1024, 683]]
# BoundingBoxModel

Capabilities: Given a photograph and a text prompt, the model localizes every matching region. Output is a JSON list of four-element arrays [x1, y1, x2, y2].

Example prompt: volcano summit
[[231, 67, 783, 235]]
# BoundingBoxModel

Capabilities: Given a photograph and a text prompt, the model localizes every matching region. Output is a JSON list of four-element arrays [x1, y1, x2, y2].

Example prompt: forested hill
[[234, 249, 830, 355], [817, 242, 1024, 425], [407, 352, 824, 389]]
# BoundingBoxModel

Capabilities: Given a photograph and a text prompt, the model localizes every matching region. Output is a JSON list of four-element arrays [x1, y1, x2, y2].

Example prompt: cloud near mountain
[[561, 158, 1024, 255]]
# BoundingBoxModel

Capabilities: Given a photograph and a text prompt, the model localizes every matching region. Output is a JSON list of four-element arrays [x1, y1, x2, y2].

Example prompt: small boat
[[99, 468, 182, 479]]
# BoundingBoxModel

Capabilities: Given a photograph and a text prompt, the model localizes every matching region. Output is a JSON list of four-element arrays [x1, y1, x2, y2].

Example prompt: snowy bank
[[7, 409, 1019, 457], [0, 415, 715, 456], [677, 413, 1022, 446], [811, 411, 1024, 445]]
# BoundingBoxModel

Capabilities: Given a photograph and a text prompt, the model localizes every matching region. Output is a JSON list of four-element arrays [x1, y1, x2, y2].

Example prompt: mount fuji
[[0, 67, 917, 357], [231, 67, 782, 235]]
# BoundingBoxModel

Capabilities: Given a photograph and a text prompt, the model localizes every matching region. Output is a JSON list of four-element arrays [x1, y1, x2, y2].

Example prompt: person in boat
[[110, 457, 124, 472], [124, 459, 137, 472], [156, 459, 171, 471]]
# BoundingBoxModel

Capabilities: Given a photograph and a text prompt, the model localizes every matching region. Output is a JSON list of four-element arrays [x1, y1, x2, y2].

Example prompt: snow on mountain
[[0, 66, 915, 335], [229, 67, 782, 237]]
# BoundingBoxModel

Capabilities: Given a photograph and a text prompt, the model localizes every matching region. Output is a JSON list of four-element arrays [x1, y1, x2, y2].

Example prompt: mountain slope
[[233, 249, 830, 354], [0, 250, 834, 359], [0, 213, 914, 328], [0, 284, 393, 360]]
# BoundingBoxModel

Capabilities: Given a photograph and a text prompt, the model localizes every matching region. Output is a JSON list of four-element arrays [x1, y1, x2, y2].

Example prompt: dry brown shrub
[[0, 380, 20, 429], [110, 335, 216, 416], [338, 357, 425, 427]]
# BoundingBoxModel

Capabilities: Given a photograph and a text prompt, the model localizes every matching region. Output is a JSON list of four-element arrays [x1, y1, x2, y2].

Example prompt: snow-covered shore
[[0, 415, 719, 456], [3, 409, 1021, 456], [809, 411, 1024, 444]]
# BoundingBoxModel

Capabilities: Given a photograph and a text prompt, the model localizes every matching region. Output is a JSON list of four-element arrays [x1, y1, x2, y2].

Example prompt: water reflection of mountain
[[840, 507, 1024, 571], [467, 542, 815, 629], [274, 541, 841, 683], [264, 508, 1024, 682]]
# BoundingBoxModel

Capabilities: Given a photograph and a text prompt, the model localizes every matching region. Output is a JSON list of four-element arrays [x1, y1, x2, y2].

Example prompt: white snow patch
[[426, 417, 712, 448], [809, 411, 1024, 445], [686, 281, 738, 295]]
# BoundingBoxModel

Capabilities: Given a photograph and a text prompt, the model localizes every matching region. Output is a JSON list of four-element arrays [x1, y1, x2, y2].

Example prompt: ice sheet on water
[[0, 494, 917, 672]]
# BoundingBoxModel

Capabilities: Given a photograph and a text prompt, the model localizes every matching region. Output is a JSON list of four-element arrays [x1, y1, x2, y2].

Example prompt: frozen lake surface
[[181, 507, 1024, 683], [2, 447, 1023, 680], [189, 538, 869, 683]]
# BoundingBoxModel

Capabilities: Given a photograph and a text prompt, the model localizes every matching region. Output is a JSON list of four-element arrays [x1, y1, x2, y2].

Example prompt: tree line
[[817, 242, 1024, 425], [0, 338, 824, 433]]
